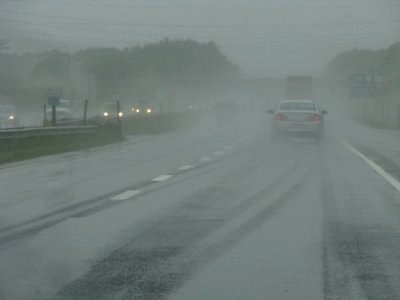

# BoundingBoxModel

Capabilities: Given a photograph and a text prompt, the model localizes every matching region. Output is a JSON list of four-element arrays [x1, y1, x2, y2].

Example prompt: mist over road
[[0, 110, 400, 299]]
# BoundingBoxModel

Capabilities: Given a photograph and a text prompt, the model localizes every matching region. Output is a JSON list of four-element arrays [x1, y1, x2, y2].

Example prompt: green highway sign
[[350, 74, 382, 98], [48, 96, 60, 106]]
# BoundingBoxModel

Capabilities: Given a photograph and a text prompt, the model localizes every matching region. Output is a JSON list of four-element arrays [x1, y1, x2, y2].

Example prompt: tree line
[[326, 41, 400, 95], [0, 38, 240, 106]]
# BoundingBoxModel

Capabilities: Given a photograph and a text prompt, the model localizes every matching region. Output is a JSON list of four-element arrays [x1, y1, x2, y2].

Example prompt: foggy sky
[[1, 0, 399, 77]]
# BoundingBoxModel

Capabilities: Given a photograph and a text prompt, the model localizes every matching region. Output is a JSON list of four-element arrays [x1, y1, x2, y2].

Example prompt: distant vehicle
[[101, 102, 123, 124], [130, 100, 154, 115], [285, 76, 313, 100], [0, 104, 18, 129], [268, 100, 327, 141], [46, 99, 74, 121], [131, 106, 153, 114]]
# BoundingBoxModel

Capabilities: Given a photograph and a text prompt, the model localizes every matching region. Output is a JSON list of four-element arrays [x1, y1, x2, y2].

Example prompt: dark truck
[[285, 76, 313, 100]]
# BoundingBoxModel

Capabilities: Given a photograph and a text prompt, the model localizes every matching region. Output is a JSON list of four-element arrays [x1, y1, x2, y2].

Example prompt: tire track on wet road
[[321, 148, 400, 300], [57, 145, 316, 300]]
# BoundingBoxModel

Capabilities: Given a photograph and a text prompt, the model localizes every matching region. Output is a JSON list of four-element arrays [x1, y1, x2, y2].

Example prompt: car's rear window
[[280, 102, 316, 111]]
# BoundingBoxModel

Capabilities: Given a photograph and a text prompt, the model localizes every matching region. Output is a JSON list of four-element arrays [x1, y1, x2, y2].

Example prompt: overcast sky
[[1, 0, 399, 77]]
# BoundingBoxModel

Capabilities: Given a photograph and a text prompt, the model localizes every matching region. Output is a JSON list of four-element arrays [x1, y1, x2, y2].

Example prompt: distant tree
[[31, 51, 70, 80], [0, 40, 20, 93], [73, 39, 239, 99], [74, 47, 130, 98], [325, 48, 385, 79], [326, 41, 400, 95], [382, 42, 400, 76], [0, 39, 9, 52], [0, 38, 240, 104], [381, 42, 400, 93], [127, 38, 239, 84]]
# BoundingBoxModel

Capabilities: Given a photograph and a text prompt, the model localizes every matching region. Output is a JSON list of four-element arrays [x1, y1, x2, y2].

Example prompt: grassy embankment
[[0, 112, 200, 164]]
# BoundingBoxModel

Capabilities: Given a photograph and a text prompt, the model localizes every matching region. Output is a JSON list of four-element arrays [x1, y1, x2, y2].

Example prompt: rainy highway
[[0, 112, 399, 300], [1, 0, 399, 299]]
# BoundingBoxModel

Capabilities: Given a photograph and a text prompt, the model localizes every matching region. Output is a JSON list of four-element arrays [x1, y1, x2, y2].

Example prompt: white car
[[268, 100, 327, 141]]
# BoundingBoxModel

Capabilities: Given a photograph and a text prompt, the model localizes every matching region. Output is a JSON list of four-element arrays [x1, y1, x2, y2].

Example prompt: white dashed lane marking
[[111, 145, 235, 202], [178, 165, 195, 171], [152, 174, 173, 182], [110, 146, 235, 202], [111, 190, 141, 201]]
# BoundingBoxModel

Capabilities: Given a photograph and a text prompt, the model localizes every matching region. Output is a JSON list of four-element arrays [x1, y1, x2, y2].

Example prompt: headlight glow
[[118, 112, 123, 117], [146, 108, 152, 113], [103, 112, 109, 117], [9, 115, 14, 120], [136, 109, 140, 113]]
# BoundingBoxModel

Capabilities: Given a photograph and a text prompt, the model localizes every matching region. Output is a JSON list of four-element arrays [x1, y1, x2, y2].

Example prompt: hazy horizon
[[1, 0, 399, 77]]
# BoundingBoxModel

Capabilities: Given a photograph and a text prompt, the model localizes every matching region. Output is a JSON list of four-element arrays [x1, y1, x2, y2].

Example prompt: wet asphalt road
[[1, 115, 400, 299]]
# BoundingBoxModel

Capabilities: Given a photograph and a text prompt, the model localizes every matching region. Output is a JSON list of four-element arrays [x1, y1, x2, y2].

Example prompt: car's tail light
[[274, 113, 287, 121], [308, 114, 321, 121]]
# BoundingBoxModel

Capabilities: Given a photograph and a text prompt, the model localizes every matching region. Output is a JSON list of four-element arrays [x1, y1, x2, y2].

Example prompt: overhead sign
[[350, 74, 382, 98], [48, 96, 60, 106]]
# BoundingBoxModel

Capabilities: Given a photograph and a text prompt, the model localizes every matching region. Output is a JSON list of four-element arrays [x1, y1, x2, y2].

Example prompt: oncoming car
[[0, 104, 18, 129], [130, 103, 154, 115], [131, 106, 153, 114], [268, 100, 327, 141], [101, 102, 123, 124]]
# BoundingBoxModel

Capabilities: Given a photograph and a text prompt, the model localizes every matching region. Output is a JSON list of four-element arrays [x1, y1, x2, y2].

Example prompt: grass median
[[0, 111, 203, 165], [0, 125, 123, 164]]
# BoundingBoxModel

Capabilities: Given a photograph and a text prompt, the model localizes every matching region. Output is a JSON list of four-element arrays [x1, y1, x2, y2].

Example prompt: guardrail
[[0, 125, 99, 140], [44, 116, 99, 127], [0, 110, 202, 141]]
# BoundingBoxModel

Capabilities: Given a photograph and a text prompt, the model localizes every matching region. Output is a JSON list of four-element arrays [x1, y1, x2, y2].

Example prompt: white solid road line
[[178, 165, 195, 171], [345, 142, 400, 193], [200, 156, 211, 162], [152, 174, 173, 182], [111, 190, 141, 201]]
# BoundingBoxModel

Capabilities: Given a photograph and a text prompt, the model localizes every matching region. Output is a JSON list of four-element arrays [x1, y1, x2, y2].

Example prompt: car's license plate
[[291, 122, 304, 127]]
